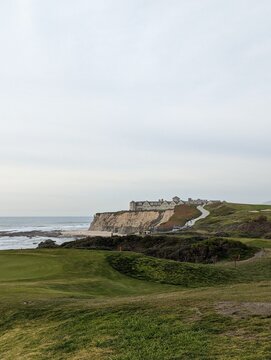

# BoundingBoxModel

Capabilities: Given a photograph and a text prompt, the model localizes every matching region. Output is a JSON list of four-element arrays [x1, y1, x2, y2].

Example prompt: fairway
[[0, 248, 270, 359], [0, 249, 175, 300]]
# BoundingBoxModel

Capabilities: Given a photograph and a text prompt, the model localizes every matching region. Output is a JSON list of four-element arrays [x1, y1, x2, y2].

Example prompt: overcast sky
[[0, 0, 270, 216]]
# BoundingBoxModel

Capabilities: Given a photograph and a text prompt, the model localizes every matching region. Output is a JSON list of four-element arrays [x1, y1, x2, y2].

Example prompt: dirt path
[[242, 249, 268, 263], [240, 248, 270, 263], [222, 248, 270, 267], [216, 301, 271, 317]]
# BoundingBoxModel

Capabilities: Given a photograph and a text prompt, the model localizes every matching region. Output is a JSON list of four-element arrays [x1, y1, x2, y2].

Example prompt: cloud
[[0, 0, 270, 214]]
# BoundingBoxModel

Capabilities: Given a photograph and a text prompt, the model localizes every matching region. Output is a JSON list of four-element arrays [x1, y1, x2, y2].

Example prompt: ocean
[[0, 216, 91, 250]]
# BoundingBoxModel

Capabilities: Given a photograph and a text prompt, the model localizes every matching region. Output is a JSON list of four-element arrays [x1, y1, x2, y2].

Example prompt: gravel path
[[181, 205, 210, 229]]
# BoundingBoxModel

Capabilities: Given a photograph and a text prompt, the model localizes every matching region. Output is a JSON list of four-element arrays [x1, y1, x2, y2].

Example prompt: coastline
[[0, 229, 123, 251], [61, 230, 122, 237]]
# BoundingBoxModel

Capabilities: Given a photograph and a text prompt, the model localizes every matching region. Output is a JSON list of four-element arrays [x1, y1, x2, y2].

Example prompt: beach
[[61, 230, 120, 237]]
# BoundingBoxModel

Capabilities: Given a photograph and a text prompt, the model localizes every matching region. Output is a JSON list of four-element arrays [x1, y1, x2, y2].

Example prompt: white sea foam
[[0, 217, 92, 250], [0, 236, 73, 250]]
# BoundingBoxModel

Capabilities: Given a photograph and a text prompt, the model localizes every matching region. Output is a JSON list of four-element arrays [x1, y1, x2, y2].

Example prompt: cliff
[[89, 209, 174, 234]]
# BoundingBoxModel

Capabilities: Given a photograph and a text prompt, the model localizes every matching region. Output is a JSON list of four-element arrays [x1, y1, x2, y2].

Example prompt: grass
[[0, 247, 270, 359], [0, 249, 173, 300], [107, 252, 238, 287], [108, 250, 271, 286], [235, 237, 271, 248], [195, 202, 271, 237]]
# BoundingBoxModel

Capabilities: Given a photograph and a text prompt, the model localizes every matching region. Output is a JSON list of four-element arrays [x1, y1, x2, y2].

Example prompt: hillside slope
[[108, 251, 271, 286], [195, 202, 271, 237], [157, 204, 200, 231]]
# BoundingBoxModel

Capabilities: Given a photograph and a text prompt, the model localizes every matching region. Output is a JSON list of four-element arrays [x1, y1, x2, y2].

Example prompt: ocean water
[[0, 216, 91, 250]]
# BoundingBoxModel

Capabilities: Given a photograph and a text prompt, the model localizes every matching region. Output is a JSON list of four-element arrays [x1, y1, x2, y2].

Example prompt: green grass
[[0, 247, 270, 359], [0, 251, 63, 281], [108, 252, 238, 287], [0, 249, 174, 300], [108, 250, 271, 286], [235, 237, 271, 248], [195, 202, 271, 236]]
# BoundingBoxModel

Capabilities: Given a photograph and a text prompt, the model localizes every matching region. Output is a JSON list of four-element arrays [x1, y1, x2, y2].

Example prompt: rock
[[37, 239, 58, 248]]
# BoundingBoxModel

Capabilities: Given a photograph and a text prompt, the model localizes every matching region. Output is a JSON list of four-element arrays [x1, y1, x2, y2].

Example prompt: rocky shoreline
[[0, 230, 63, 238], [0, 229, 119, 239]]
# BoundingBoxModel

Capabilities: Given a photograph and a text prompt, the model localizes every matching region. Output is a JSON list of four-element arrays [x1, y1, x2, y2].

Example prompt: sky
[[0, 0, 271, 216]]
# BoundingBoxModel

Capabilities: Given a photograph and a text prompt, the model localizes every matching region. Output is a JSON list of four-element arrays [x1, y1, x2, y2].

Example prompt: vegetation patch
[[158, 204, 201, 231], [61, 235, 257, 264], [107, 252, 236, 287], [188, 238, 257, 263], [226, 215, 271, 238], [196, 202, 271, 238], [107, 250, 271, 287]]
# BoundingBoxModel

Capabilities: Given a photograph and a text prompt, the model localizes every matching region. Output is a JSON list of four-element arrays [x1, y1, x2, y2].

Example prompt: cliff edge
[[89, 209, 174, 235]]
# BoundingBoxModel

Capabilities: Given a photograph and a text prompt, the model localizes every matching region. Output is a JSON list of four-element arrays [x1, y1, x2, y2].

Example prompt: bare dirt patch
[[216, 301, 271, 317]]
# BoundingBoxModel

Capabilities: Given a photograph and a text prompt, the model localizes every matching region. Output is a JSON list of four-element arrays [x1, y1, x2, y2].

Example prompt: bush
[[107, 253, 236, 287], [60, 235, 257, 264]]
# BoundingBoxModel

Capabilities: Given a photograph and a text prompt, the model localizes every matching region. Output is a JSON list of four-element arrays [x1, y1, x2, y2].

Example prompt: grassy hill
[[195, 202, 271, 237], [0, 247, 270, 359], [108, 251, 271, 287]]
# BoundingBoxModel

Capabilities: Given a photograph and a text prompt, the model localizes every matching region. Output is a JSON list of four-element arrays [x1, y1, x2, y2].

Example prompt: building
[[187, 198, 208, 205], [130, 196, 184, 211], [129, 196, 213, 211]]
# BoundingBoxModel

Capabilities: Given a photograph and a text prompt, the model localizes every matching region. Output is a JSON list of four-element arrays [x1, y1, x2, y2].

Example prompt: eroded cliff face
[[89, 210, 174, 234]]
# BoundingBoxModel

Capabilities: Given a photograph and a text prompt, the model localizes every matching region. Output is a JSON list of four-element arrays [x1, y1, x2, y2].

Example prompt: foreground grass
[[0, 248, 270, 359]]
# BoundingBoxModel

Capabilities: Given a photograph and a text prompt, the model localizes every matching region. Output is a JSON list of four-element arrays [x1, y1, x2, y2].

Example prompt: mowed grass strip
[[236, 237, 271, 248], [0, 251, 63, 281]]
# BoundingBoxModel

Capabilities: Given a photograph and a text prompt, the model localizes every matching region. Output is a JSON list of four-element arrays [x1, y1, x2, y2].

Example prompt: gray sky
[[0, 0, 271, 216]]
